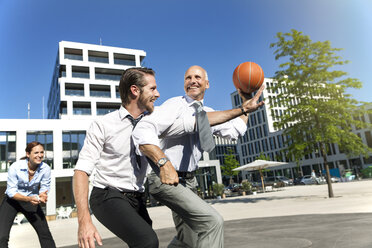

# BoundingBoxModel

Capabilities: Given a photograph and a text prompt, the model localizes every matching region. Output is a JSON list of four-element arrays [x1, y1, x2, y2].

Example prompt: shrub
[[241, 181, 252, 192], [361, 166, 372, 178], [212, 183, 225, 196]]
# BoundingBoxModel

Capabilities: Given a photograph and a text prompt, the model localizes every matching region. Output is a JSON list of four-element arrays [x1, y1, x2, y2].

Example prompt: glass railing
[[90, 91, 111, 98], [114, 58, 136, 66], [72, 72, 90, 79], [65, 54, 83, 61], [89, 56, 109, 63], [95, 74, 121, 81], [61, 107, 67, 114], [116, 92, 120, 98], [97, 108, 117, 115], [66, 89, 84, 96], [73, 108, 91, 115]]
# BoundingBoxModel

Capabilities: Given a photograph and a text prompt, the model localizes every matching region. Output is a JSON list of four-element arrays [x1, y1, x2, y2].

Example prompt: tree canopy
[[270, 29, 372, 197]]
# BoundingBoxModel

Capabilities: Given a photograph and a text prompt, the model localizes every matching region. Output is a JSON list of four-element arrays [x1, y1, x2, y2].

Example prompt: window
[[95, 68, 123, 81], [116, 86, 120, 98], [59, 65, 66, 78], [64, 48, 83, 61], [0, 131, 16, 172], [88, 50, 109, 63], [263, 124, 268, 136], [257, 112, 262, 124], [63, 131, 86, 169], [72, 66, 90, 79], [65, 83, 84, 96], [73, 102, 91, 115], [256, 126, 262, 139], [27, 131, 53, 169], [277, 135, 283, 148], [114, 53, 136, 66], [60, 101, 67, 115], [96, 102, 121, 115], [90, 84, 111, 98]]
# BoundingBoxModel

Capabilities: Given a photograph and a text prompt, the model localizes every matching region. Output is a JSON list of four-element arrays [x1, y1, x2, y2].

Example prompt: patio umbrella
[[233, 160, 288, 192]]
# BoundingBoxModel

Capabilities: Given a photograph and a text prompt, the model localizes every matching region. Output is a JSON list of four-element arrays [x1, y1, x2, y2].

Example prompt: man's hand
[[39, 190, 48, 203], [78, 221, 103, 248], [240, 83, 265, 113], [29, 195, 40, 205], [160, 162, 179, 186]]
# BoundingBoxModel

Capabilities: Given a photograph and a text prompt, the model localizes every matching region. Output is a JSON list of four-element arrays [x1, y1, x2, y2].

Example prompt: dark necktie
[[127, 115, 142, 128], [127, 115, 143, 167], [192, 101, 215, 153]]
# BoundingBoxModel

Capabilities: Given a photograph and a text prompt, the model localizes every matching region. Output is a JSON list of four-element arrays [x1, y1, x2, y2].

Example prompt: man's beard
[[138, 95, 154, 113]]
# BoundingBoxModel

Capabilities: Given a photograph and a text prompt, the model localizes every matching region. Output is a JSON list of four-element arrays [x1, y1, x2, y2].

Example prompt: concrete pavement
[[9, 180, 372, 247]]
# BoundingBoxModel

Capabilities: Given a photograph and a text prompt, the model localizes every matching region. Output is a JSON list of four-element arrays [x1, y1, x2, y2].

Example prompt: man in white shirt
[[73, 67, 183, 248], [132, 65, 265, 248]]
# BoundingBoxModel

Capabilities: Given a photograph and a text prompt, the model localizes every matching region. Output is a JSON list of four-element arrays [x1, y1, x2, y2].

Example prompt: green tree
[[222, 148, 240, 185], [270, 29, 372, 197]]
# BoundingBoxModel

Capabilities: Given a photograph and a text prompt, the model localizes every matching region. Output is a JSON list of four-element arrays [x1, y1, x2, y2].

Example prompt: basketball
[[232, 62, 264, 93]]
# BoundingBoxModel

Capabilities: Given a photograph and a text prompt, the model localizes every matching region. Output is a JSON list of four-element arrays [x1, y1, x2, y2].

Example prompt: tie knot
[[192, 101, 203, 113], [127, 115, 142, 128]]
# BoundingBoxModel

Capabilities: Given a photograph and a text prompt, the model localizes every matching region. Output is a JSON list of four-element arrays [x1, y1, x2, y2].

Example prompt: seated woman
[[0, 141, 56, 248]]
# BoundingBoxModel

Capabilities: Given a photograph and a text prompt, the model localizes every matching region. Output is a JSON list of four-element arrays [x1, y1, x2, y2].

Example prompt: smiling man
[[133, 65, 265, 247], [73, 67, 162, 248]]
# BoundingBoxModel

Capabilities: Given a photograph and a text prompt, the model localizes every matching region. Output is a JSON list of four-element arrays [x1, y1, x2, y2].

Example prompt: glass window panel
[[0, 131, 16, 172], [27, 131, 53, 169]]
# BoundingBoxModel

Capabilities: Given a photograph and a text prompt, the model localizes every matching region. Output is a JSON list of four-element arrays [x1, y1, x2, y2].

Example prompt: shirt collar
[[20, 159, 42, 171], [184, 95, 204, 106], [118, 105, 147, 121]]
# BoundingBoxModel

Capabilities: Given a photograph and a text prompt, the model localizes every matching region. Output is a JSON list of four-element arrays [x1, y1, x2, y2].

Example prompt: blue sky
[[0, 0, 371, 119]]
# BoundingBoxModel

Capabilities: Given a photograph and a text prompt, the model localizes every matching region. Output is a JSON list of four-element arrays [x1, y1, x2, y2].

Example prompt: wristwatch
[[157, 157, 169, 167]]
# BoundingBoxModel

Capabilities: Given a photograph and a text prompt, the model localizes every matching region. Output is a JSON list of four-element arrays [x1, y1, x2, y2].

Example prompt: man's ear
[[130, 85, 140, 97], [205, 80, 210, 89]]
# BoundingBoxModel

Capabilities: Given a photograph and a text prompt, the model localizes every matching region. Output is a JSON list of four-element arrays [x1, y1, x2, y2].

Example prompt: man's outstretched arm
[[207, 84, 265, 126]]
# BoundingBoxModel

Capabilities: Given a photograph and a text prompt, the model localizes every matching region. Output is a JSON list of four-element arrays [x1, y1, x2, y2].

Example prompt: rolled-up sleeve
[[39, 165, 51, 193], [75, 120, 105, 175], [209, 108, 247, 140], [6, 165, 18, 198], [132, 97, 195, 155]]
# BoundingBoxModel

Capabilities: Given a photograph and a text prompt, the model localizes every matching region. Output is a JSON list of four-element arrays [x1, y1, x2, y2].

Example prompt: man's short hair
[[119, 67, 155, 106]]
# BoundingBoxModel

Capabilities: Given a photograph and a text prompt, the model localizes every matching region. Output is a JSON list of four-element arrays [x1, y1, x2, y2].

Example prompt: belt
[[177, 171, 195, 179], [105, 187, 144, 198]]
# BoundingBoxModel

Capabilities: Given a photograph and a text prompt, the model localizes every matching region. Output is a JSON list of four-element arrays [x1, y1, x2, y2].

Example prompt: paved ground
[[9, 180, 372, 248]]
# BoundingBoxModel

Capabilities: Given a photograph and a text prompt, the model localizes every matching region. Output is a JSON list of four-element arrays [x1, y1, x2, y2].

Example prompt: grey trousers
[[147, 172, 224, 248]]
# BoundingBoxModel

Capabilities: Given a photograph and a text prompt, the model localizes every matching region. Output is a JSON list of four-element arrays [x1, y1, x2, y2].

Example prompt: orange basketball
[[233, 62, 264, 93]]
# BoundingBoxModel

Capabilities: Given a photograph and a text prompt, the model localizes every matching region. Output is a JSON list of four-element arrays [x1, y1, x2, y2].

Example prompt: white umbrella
[[233, 160, 288, 192]]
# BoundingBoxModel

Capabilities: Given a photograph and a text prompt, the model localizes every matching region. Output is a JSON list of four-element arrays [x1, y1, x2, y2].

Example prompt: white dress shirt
[[75, 106, 190, 192], [132, 95, 247, 172], [75, 106, 149, 192]]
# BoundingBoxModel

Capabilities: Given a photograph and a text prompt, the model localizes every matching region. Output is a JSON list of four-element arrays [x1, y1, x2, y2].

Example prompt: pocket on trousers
[[147, 174, 163, 194]]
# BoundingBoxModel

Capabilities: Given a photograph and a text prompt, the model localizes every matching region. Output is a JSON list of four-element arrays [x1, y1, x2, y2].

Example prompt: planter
[[252, 191, 257, 195], [241, 191, 246, 196]]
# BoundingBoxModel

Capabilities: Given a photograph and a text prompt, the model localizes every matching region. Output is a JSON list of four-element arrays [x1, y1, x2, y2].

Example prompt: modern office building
[[230, 79, 372, 181], [48, 41, 146, 120], [0, 41, 223, 217]]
